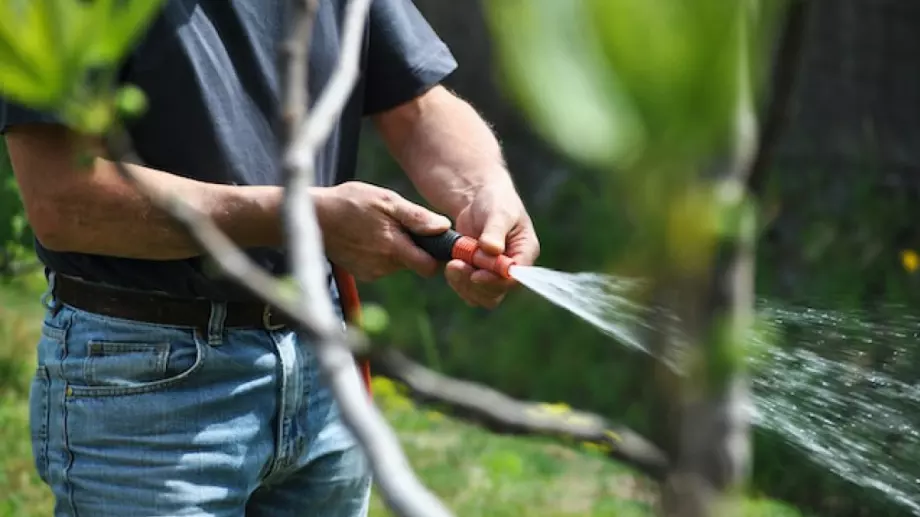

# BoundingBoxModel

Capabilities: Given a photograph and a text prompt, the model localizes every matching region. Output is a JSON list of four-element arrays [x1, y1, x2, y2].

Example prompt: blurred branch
[[279, 0, 453, 515], [372, 348, 670, 481], [749, 0, 814, 197], [659, 7, 769, 516]]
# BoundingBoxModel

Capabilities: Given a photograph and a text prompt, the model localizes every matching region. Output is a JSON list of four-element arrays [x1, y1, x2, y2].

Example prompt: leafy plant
[[0, 0, 163, 133]]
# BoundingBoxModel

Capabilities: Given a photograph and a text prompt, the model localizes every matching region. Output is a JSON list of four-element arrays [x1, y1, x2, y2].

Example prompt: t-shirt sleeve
[[0, 99, 61, 134], [362, 0, 458, 115]]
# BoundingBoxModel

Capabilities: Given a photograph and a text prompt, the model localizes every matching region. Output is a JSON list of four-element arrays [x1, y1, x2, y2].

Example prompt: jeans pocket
[[28, 366, 50, 484], [69, 336, 206, 398]]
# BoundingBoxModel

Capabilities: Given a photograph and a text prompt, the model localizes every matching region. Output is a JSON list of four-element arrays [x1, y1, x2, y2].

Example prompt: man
[[1, 0, 539, 516]]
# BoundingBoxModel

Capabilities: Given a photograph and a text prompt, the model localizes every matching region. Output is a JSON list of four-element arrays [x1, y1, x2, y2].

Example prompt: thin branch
[[286, 0, 368, 172], [373, 348, 670, 481], [279, 0, 454, 516], [280, 0, 320, 143]]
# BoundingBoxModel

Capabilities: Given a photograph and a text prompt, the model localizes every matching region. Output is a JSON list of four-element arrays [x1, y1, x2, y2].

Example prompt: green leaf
[[115, 84, 149, 119], [0, 0, 65, 107], [58, 0, 105, 70], [483, 0, 643, 170], [584, 0, 751, 161], [360, 304, 390, 335]]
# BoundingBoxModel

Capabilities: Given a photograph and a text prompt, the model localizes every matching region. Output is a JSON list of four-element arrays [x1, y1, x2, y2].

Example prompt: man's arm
[[372, 85, 513, 220], [5, 123, 449, 280], [372, 85, 540, 308], [5, 123, 284, 260]]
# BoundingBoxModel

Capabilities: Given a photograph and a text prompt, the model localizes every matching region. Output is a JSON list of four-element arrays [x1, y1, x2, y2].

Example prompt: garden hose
[[331, 264, 374, 396], [409, 228, 517, 279]]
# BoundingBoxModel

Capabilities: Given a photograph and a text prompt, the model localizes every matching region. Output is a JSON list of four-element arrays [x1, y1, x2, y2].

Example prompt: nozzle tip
[[494, 255, 515, 279]]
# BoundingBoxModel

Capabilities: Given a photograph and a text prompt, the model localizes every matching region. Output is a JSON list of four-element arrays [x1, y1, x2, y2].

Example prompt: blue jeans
[[29, 283, 372, 517]]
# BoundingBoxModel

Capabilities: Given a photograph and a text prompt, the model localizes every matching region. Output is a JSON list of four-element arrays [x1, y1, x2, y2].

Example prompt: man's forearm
[[373, 86, 515, 218], [6, 126, 287, 260], [34, 157, 285, 260]]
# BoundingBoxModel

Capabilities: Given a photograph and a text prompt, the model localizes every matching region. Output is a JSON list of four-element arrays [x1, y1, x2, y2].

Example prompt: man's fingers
[[445, 259, 476, 304], [445, 259, 474, 284], [504, 224, 540, 268], [388, 195, 451, 236], [446, 259, 507, 309], [392, 231, 440, 277], [478, 214, 513, 255], [470, 269, 513, 290], [517, 226, 541, 266]]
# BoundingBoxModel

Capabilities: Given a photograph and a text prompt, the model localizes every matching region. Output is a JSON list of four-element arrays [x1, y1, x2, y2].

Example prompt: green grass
[[0, 277, 804, 516], [0, 277, 53, 517]]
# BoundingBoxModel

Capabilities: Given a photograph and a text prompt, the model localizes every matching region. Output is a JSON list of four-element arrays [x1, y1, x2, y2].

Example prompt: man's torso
[[38, 0, 366, 301]]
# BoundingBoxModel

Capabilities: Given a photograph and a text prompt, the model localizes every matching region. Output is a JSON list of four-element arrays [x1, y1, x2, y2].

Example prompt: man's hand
[[316, 181, 452, 282], [445, 179, 540, 308], [372, 85, 540, 307]]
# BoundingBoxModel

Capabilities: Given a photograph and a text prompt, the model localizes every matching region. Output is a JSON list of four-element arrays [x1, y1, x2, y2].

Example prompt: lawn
[[0, 276, 803, 516]]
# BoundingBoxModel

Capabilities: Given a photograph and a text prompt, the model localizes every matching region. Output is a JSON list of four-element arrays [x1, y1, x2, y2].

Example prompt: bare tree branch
[[372, 348, 670, 481], [280, 0, 320, 143], [278, 0, 455, 516], [286, 0, 369, 172]]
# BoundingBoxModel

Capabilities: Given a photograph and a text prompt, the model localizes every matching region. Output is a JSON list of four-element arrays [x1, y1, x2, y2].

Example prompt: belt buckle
[[262, 305, 286, 331]]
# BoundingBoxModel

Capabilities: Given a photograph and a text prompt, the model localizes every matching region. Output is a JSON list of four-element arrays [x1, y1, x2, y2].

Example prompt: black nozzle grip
[[409, 228, 462, 262]]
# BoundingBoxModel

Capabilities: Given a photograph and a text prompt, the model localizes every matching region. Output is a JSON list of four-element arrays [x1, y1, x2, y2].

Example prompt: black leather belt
[[52, 274, 293, 331]]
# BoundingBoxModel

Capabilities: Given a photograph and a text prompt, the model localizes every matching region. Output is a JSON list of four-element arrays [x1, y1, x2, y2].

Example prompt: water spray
[[409, 228, 518, 279], [342, 227, 920, 515]]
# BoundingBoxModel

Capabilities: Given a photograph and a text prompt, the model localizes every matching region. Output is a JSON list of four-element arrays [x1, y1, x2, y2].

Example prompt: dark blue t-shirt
[[0, 0, 457, 301]]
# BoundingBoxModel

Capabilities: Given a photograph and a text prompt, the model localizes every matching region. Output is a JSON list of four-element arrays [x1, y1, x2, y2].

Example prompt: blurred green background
[[2, 1, 920, 516]]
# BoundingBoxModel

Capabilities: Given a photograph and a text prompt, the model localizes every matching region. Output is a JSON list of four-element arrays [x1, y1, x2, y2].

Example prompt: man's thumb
[[478, 216, 510, 255], [391, 197, 451, 235]]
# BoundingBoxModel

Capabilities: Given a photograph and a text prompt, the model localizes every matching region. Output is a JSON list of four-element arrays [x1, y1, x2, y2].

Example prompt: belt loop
[[41, 271, 62, 316], [207, 302, 227, 346]]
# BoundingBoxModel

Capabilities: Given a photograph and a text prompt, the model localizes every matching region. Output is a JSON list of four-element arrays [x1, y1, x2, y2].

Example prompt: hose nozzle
[[409, 229, 516, 279]]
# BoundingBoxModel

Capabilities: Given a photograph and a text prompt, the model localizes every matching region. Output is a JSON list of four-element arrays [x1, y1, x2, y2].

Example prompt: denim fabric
[[28, 280, 372, 517]]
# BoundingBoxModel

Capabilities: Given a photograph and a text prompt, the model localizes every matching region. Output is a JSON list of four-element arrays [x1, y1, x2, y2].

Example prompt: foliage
[[0, 0, 161, 133], [484, 0, 780, 173]]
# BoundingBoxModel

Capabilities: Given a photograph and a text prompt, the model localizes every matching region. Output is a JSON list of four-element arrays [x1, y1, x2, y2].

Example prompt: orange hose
[[451, 236, 516, 279], [331, 264, 373, 397]]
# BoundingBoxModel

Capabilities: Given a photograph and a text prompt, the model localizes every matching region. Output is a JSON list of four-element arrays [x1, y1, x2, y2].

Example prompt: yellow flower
[[901, 250, 919, 273]]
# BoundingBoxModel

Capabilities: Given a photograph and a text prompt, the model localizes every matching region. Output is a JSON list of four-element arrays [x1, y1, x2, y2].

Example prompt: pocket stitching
[[40, 322, 67, 342], [83, 341, 171, 385], [69, 338, 205, 398]]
